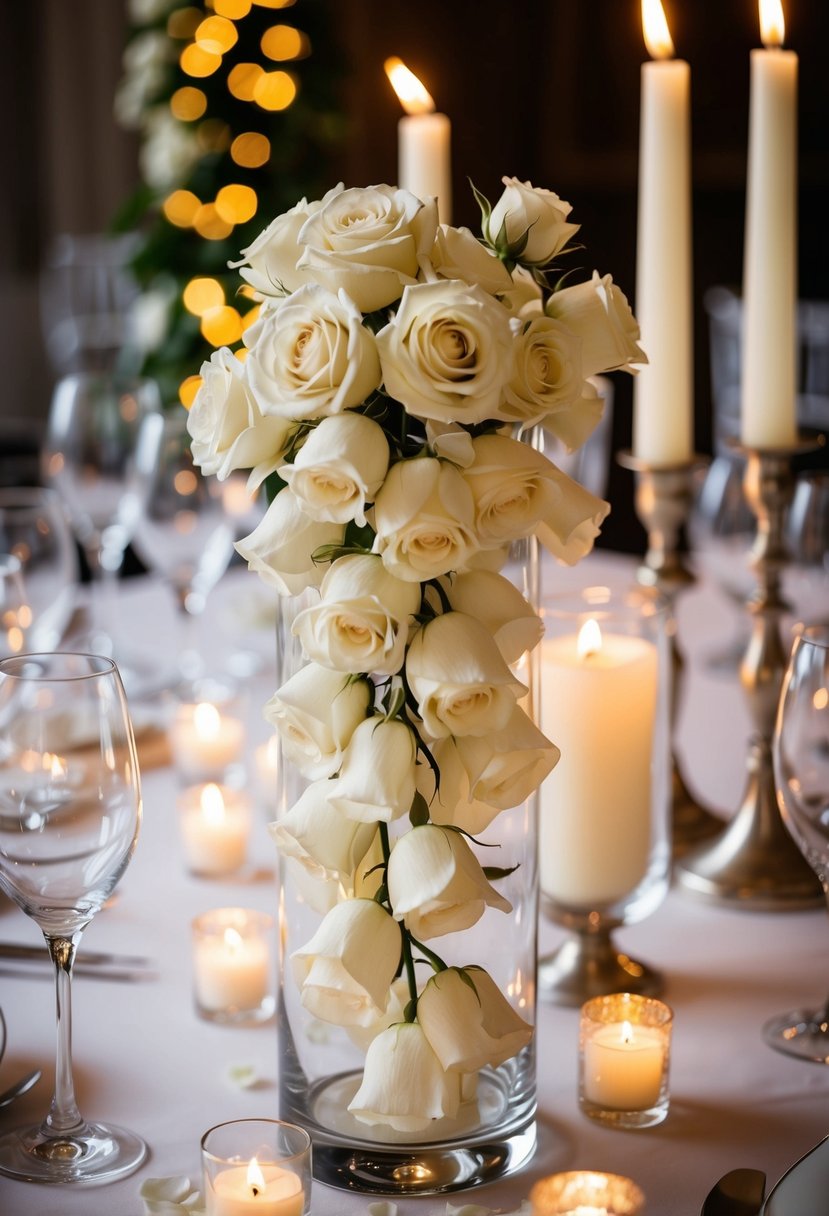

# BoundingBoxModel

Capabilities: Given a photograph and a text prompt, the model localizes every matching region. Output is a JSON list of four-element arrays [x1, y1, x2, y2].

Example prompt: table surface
[[1, 552, 828, 1216]]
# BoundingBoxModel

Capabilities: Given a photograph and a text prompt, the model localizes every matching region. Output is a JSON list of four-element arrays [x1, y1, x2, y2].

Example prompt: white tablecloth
[[1, 554, 828, 1216]]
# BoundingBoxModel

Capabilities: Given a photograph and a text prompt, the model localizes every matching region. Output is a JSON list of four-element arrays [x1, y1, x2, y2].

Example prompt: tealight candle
[[530, 1170, 645, 1216], [178, 783, 251, 876], [192, 908, 274, 1024], [202, 1119, 311, 1216], [171, 699, 245, 784], [579, 993, 673, 1128]]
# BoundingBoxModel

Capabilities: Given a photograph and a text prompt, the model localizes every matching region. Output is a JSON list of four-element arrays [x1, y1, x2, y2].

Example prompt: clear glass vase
[[272, 536, 540, 1197]]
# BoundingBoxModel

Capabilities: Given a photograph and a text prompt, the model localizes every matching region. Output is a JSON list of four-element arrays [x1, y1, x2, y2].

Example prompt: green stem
[[401, 933, 418, 1021], [408, 933, 448, 973]]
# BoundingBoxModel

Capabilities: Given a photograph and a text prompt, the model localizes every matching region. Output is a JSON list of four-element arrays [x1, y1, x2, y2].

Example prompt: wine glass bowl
[[763, 626, 829, 1062], [0, 652, 146, 1183], [0, 486, 79, 652]]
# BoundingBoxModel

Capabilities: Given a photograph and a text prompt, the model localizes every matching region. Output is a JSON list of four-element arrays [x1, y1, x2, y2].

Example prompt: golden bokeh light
[[183, 277, 225, 317], [241, 304, 261, 331], [179, 376, 203, 408], [214, 0, 252, 15], [170, 86, 207, 121], [227, 62, 264, 101], [231, 131, 271, 168], [253, 0, 296, 8], [197, 118, 232, 153], [193, 203, 234, 240], [180, 42, 223, 78], [234, 346, 250, 361], [261, 24, 308, 61], [163, 189, 201, 227], [253, 70, 297, 111], [174, 470, 199, 496], [216, 184, 258, 224], [195, 14, 239, 55], [167, 7, 202, 39], [201, 306, 244, 346]]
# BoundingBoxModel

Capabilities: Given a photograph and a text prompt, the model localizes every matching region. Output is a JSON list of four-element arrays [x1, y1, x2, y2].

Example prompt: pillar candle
[[741, 0, 798, 448], [385, 57, 452, 222], [633, 0, 693, 465]]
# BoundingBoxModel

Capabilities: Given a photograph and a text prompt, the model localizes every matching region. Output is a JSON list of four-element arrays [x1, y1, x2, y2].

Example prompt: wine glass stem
[[84, 547, 122, 649], [44, 932, 84, 1135]]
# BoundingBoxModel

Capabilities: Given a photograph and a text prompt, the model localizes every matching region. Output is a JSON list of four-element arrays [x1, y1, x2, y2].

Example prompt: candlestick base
[[671, 768, 724, 855], [538, 922, 663, 1008]]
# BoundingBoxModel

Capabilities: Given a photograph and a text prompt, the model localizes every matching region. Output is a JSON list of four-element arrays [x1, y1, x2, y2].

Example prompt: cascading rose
[[372, 457, 479, 582], [279, 413, 389, 527], [268, 780, 377, 886], [263, 662, 371, 780]]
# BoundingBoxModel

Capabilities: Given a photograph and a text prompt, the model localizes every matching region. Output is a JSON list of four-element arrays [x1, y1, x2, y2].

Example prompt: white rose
[[418, 966, 533, 1072], [296, 185, 438, 313], [463, 434, 610, 561], [246, 285, 381, 421], [346, 976, 410, 1054], [406, 611, 525, 739], [326, 716, 417, 823], [485, 178, 579, 267], [292, 553, 420, 674], [187, 348, 291, 483], [280, 413, 388, 526], [291, 898, 402, 1027], [541, 376, 605, 454], [454, 704, 560, 811], [387, 824, 511, 940], [430, 224, 513, 294], [545, 271, 646, 377], [499, 265, 544, 319], [416, 736, 504, 835], [376, 281, 513, 426], [264, 662, 371, 780], [234, 489, 343, 596], [348, 1022, 460, 1131], [268, 779, 377, 883], [444, 570, 542, 665], [284, 856, 342, 916], [500, 316, 583, 429], [373, 457, 479, 582], [229, 185, 344, 300]]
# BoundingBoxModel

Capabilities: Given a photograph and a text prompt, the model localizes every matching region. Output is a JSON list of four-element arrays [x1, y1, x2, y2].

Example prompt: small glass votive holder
[[192, 908, 275, 1025], [201, 1118, 311, 1216], [579, 992, 673, 1129], [530, 1170, 645, 1216], [170, 679, 246, 786], [177, 782, 251, 876]]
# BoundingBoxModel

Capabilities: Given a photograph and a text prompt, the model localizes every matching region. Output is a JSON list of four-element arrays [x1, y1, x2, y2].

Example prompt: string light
[[167, 7, 202, 39], [261, 24, 309, 60], [215, 184, 258, 224], [170, 86, 207, 121], [180, 42, 222, 77], [231, 131, 271, 167], [253, 69, 297, 110], [183, 277, 225, 317], [195, 14, 239, 55], [193, 203, 234, 240], [227, 62, 264, 100], [201, 306, 244, 346], [163, 190, 201, 227], [179, 376, 203, 408], [214, 0, 252, 15]]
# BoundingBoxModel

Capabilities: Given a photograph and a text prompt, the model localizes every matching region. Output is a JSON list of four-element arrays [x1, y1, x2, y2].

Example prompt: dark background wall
[[2, 0, 827, 551]]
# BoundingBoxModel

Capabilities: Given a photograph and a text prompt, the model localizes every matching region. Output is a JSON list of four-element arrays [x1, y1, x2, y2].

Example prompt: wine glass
[[0, 486, 79, 652], [0, 652, 146, 1183], [0, 555, 29, 659], [763, 626, 829, 1062], [785, 472, 829, 625]]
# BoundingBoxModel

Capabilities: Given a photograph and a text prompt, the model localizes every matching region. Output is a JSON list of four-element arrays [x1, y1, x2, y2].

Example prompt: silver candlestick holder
[[675, 440, 823, 908], [617, 452, 723, 854]]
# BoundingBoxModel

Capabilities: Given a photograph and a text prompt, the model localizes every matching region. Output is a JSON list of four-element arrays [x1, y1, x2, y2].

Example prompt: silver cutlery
[[0, 941, 151, 968], [0, 1069, 42, 1110], [0, 963, 155, 984], [701, 1168, 766, 1215]]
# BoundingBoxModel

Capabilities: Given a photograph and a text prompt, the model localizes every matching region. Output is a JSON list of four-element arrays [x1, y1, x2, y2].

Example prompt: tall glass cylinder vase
[[272, 536, 540, 1197]]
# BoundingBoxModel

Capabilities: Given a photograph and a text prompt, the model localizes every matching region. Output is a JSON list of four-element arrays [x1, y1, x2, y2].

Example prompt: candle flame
[[384, 56, 435, 115], [247, 1156, 266, 1195], [200, 782, 226, 823], [223, 926, 244, 952], [641, 0, 674, 60], [621, 1020, 635, 1044], [577, 618, 603, 659], [759, 0, 785, 47], [193, 701, 221, 739], [50, 753, 67, 780]]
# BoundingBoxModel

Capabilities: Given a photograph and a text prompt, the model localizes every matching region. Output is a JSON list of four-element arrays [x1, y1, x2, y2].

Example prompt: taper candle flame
[[760, 0, 785, 48], [641, 0, 674, 60], [384, 56, 435, 115]]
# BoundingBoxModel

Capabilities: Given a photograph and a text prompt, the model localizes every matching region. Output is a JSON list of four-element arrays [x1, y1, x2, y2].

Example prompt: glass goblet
[[0, 486, 79, 652], [0, 652, 146, 1184], [763, 626, 829, 1062]]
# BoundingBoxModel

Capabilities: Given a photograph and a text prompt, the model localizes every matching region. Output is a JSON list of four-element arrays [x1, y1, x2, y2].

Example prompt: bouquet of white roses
[[186, 177, 645, 1132]]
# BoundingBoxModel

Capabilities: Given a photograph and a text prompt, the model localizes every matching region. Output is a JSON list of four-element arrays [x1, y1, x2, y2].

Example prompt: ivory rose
[[372, 457, 479, 582], [280, 413, 389, 526], [387, 824, 512, 940], [229, 185, 344, 299], [417, 966, 533, 1072], [326, 716, 417, 823], [376, 280, 514, 426], [292, 553, 420, 674], [443, 570, 543, 665], [291, 898, 402, 1027], [416, 736, 505, 835], [405, 611, 526, 739], [263, 662, 370, 780], [186, 348, 292, 485], [268, 780, 377, 883], [346, 976, 410, 1053], [542, 376, 606, 454], [246, 284, 381, 420], [485, 178, 579, 267], [430, 224, 513, 295], [501, 315, 583, 429], [545, 270, 646, 378], [454, 704, 560, 812], [296, 185, 438, 313], [235, 489, 342, 595], [348, 1022, 461, 1131]]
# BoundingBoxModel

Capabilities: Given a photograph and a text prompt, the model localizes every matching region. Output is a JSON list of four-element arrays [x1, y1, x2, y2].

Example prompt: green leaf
[[403, 997, 418, 1023], [482, 864, 520, 881], [409, 791, 430, 828], [469, 178, 493, 232]]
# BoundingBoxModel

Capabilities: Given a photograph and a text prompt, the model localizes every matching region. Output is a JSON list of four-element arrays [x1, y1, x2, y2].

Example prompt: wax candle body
[[194, 926, 269, 1012], [540, 633, 658, 906], [741, 46, 798, 448], [207, 1164, 303, 1216], [399, 112, 452, 223], [178, 784, 250, 875], [171, 702, 245, 781], [583, 1023, 665, 1110], [633, 57, 693, 465]]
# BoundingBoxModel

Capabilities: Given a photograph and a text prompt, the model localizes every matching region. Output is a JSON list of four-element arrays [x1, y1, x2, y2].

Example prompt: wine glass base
[[0, 1119, 147, 1186], [763, 1009, 829, 1064]]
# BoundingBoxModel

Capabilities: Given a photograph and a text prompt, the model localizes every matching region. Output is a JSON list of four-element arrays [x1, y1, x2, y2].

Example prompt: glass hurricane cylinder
[[272, 534, 540, 1196], [537, 585, 672, 1005]]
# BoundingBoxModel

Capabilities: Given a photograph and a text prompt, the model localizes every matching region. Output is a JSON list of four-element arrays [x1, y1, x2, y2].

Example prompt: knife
[[0, 963, 155, 984], [0, 941, 152, 968], [701, 1169, 766, 1216]]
